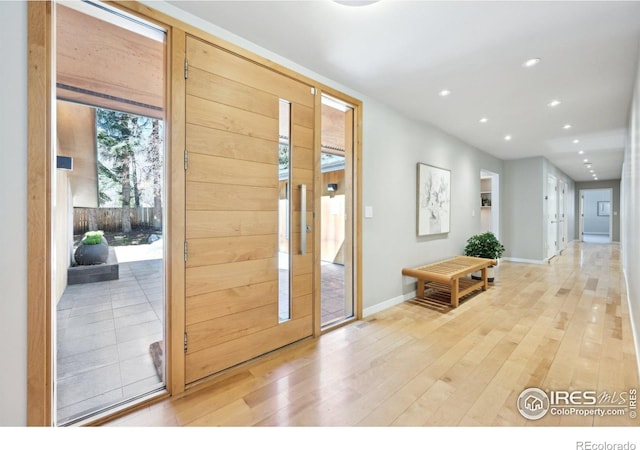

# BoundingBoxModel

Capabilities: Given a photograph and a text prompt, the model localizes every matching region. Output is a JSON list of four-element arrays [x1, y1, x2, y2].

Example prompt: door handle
[[299, 184, 306, 255]]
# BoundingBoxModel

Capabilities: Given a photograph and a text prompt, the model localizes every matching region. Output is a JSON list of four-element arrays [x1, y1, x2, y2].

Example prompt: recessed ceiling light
[[573, 139, 580, 144], [548, 99, 561, 107], [594, 177, 599, 180], [522, 58, 541, 68], [439, 89, 451, 97], [504, 135, 512, 141], [587, 164, 592, 169], [563, 124, 572, 130], [590, 169, 594, 173], [583, 159, 589, 162], [578, 150, 585, 155], [479, 117, 488, 123], [334, 1, 380, 6]]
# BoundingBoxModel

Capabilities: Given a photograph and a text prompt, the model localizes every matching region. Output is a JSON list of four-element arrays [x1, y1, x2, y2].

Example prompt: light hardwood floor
[[106, 241, 639, 427]]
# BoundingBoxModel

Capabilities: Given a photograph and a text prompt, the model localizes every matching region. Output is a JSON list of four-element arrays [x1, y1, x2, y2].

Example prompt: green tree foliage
[[96, 108, 164, 233]]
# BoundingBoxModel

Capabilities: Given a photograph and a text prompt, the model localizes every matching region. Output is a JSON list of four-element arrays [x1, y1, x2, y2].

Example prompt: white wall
[[502, 157, 575, 263], [0, 0, 28, 426], [582, 189, 611, 234], [362, 103, 503, 308], [503, 157, 544, 261], [621, 43, 640, 373]]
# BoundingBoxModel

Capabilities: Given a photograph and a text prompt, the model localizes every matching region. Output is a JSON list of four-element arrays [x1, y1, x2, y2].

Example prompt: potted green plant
[[463, 231, 505, 282], [74, 230, 109, 265]]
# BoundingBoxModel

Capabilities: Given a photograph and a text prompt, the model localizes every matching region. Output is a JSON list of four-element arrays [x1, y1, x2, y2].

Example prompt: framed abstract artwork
[[417, 163, 451, 236]]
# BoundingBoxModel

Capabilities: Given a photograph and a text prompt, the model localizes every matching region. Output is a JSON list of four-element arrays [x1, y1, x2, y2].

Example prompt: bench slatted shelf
[[402, 255, 497, 308]]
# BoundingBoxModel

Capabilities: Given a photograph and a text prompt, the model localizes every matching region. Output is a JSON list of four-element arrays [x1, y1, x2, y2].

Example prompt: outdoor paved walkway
[[56, 257, 164, 425]]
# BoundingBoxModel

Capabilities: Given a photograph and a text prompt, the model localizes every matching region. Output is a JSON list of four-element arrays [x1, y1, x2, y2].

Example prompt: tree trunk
[[121, 155, 132, 233], [131, 151, 141, 208], [88, 208, 97, 231], [151, 119, 162, 230]]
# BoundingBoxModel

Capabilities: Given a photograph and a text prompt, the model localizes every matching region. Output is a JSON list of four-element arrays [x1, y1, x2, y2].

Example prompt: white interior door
[[558, 180, 566, 250]]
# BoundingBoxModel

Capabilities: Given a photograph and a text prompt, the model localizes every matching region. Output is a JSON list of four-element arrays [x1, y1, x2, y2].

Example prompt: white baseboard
[[622, 268, 640, 383], [363, 291, 416, 318], [501, 257, 546, 265]]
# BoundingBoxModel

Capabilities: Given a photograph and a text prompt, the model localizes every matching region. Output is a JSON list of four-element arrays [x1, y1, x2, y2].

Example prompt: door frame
[[28, 0, 362, 425], [579, 188, 613, 243], [317, 93, 361, 331], [546, 174, 558, 259]]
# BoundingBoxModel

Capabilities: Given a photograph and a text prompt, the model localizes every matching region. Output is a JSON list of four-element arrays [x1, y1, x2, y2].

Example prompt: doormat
[[149, 340, 164, 382]]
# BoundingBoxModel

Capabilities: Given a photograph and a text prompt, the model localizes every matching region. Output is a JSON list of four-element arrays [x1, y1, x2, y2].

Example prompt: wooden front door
[[183, 36, 314, 383]]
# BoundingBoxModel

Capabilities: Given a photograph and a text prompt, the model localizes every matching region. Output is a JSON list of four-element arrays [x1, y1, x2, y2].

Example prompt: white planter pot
[[471, 266, 495, 282]]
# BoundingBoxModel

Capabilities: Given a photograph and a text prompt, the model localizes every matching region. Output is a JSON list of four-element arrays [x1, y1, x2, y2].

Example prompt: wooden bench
[[402, 255, 497, 308]]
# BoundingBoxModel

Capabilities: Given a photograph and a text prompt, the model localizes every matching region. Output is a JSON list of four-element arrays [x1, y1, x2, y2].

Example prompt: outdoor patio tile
[[116, 319, 163, 344], [112, 301, 155, 319], [57, 329, 117, 359], [56, 387, 125, 425], [56, 361, 122, 408], [109, 279, 143, 290], [111, 294, 148, 309], [114, 310, 161, 329], [120, 353, 158, 386], [69, 300, 113, 318], [57, 344, 119, 380], [117, 333, 163, 361], [109, 287, 146, 298], [56, 308, 71, 328], [63, 317, 115, 341], [122, 376, 164, 399], [57, 294, 75, 311], [66, 308, 114, 327]]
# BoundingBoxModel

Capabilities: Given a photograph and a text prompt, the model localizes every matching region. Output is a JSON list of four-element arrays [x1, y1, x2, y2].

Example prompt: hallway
[[106, 240, 639, 427]]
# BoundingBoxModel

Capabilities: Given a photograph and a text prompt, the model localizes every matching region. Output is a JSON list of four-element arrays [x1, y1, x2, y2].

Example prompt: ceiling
[[167, 0, 640, 182]]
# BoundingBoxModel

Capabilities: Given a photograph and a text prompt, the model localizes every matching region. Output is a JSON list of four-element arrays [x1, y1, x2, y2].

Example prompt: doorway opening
[[320, 94, 355, 328], [53, 1, 167, 425], [480, 170, 499, 238], [579, 189, 613, 243]]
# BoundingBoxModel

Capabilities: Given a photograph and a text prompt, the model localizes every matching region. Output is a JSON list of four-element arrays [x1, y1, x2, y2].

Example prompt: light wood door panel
[[186, 317, 312, 382], [186, 123, 277, 165], [187, 95, 278, 141], [184, 36, 314, 385], [186, 235, 277, 268], [186, 210, 278, 239], [186, 258, 277, 297], [187, 37, 313, 108], [187, 153, 277, 188], [186, 281, 278, 326]]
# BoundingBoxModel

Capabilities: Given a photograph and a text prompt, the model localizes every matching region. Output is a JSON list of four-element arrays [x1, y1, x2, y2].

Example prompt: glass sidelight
[[320, 94, 355, 327], [53, 1, 166, 425]]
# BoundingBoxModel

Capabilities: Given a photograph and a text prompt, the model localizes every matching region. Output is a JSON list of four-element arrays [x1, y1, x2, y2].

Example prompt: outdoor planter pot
[[74, 231, 109, 265]]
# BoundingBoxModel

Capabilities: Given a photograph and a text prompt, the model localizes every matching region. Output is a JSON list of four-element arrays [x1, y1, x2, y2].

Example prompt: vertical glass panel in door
[[320, 95, 354, 327], [278, 99, 292, 322], [54, 1, 166, 425]]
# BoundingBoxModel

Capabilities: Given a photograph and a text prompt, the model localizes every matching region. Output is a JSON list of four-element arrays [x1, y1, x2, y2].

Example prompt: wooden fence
[[74, 207, 157, 234]]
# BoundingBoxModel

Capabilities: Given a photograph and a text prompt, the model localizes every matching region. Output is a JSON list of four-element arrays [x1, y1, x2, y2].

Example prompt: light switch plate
[[365, 206, 373, 218]]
